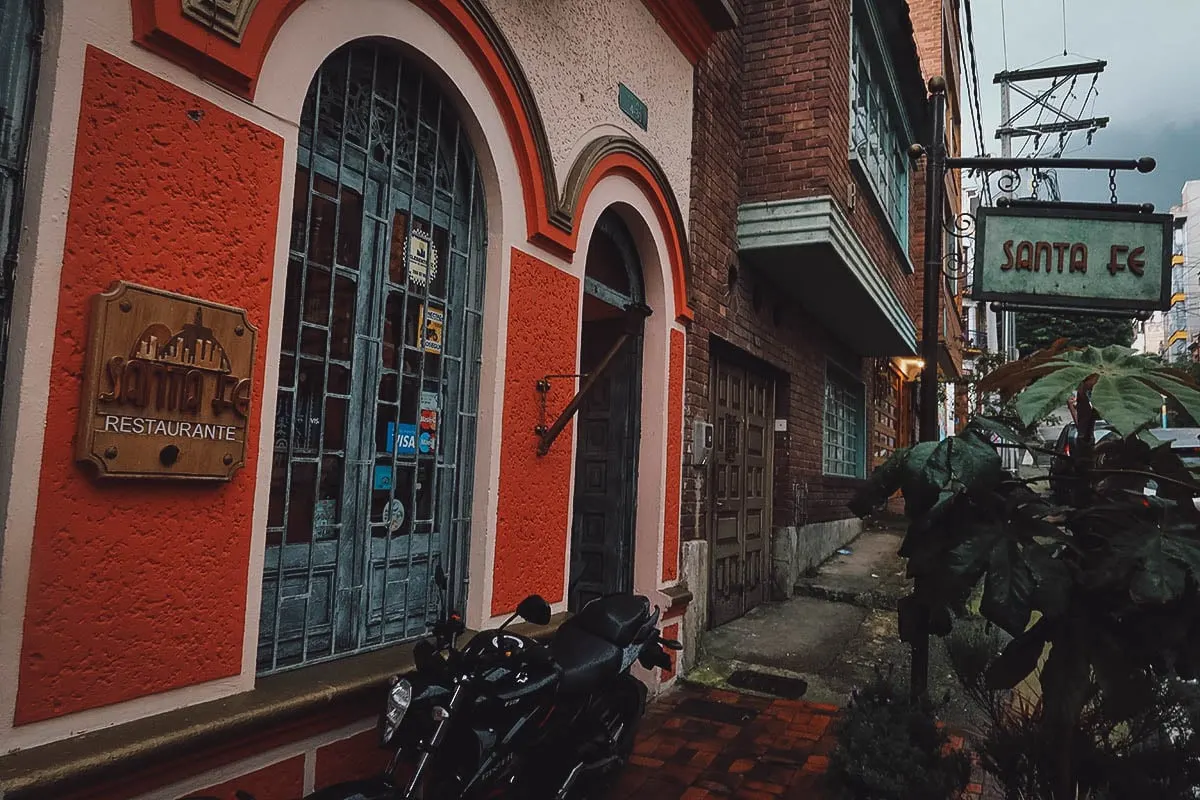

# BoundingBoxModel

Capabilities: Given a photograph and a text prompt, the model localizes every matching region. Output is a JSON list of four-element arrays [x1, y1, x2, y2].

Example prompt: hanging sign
[[972, 205, 1172, 312], [75, 281, 257, 480]]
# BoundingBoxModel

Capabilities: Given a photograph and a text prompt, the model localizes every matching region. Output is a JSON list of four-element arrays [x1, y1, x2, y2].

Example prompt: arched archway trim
[[130, 0, 693, 319], [564, 138, 694, 322]]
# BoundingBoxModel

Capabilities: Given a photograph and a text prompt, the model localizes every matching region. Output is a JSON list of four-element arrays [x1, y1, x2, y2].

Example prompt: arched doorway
[[261, 40, 487, 673], [569, 209, 648, 611]]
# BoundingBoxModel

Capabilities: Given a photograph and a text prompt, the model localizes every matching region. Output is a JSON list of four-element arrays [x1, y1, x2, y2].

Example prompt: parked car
[[1144, 427, 1200, 470], [1049, 423, 1200, 506], [1048, 421, 1116, 504]]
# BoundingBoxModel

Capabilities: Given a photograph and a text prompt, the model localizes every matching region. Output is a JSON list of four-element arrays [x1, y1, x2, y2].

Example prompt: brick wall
[[740, 0, 920, 323], [682, 0, 930, 544]]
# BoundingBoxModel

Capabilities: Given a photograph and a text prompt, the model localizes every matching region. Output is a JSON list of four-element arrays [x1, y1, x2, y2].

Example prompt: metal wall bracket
[[535, 373, 587, 438], [534, 303, 651, 457]]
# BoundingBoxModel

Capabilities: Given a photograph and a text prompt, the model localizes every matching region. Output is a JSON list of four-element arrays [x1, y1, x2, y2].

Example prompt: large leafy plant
[[851, 344, 1200, 800]]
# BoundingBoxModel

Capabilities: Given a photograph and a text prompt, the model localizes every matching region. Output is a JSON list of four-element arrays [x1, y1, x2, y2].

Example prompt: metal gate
[[0, 0, 43, 419], [260, 42, 487, 673], [710, 356, 773, 628]]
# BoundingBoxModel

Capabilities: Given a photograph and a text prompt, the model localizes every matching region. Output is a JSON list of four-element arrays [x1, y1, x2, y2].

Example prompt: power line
[[961, 0, 993, 204], [1000, 0, 1010, 70]]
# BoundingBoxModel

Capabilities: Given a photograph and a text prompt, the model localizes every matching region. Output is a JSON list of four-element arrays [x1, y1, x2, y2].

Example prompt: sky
[[962, 0, 1200, 212]]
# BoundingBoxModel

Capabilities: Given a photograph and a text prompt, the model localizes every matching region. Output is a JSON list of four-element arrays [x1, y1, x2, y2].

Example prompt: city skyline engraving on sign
[[75, 281, 258, 480]]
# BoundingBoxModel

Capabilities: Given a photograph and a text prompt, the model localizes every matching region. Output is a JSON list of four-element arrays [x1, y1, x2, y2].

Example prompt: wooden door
[[710, 357, 773, 627], [569, 319, 641, 611]]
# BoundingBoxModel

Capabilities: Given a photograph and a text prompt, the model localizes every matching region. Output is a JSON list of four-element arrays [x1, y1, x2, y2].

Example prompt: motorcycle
[[305, 567, 681, 799]]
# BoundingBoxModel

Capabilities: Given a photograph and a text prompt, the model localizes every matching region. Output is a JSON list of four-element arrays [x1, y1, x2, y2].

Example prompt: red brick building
[[679, 0, 964, 636]]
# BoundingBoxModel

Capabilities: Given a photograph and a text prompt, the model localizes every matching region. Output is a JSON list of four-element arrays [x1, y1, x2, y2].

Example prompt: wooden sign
[[973, 204, 1173, 312], [76, 282, 258, 480]]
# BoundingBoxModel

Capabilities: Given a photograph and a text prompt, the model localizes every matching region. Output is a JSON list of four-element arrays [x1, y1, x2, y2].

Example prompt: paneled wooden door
[[709, 356, 774, 628]]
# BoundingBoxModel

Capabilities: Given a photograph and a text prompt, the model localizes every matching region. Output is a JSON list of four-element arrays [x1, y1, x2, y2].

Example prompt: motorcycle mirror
[[516, 594, 552, 626], [414, 639, 439, 672]]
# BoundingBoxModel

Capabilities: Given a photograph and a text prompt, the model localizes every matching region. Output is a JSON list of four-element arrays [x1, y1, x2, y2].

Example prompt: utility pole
[[992, 60, 1107, 464]]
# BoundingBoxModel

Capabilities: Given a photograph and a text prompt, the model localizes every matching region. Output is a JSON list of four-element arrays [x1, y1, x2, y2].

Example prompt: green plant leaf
[[1025, 543, 1072, 617], [850, 445, 912, 517], [1014, 346, 1200, 437], [1090, 373, 1168, 439], [981, 538, 1036, 636], [1014, 364, 1093, 428], [945, 521, 1005, 581], [984, 619, 1049, 690], [1142, 372, 1200, 425], [1162, 532, 1200, 582], [1130, 533, 1187, 604], [899, 442, 943, 516], [963, 416, 1026, 446]]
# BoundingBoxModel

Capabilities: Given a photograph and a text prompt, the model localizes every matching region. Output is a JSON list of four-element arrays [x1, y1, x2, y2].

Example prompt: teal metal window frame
[[823, 363, 866, 479], [849, 0, 912, 251], [260, 41, 487, 675]]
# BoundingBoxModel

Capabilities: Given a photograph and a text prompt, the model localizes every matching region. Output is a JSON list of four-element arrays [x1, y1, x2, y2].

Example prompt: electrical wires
[[961, 0, 993, 204]]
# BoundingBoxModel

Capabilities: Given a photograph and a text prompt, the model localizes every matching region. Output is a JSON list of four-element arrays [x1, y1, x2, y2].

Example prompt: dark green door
[[569, 321, 641, 610], [568, 210, 646, 611]]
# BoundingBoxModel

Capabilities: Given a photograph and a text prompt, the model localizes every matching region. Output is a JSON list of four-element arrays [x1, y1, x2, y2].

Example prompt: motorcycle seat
[[569, 595, 651, 647], [550, 625, 621, 693]]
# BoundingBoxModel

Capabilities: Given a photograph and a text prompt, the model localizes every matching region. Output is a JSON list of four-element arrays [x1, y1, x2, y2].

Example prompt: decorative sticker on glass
[[420, 304, 444, 355], [386, 422, 418, 455], [405, 228, 438, 288], [373, 465, 394, 491], [314, 498, 337, 529], [382, 498, 406, 533]]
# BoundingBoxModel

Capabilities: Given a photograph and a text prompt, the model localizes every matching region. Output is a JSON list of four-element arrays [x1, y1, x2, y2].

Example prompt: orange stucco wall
[[491, 249, 580, 615], [189, 755, 305, 800], [314, 729, 391, 791], [662, 328, 685, 582], [15, 47, 282, 723]]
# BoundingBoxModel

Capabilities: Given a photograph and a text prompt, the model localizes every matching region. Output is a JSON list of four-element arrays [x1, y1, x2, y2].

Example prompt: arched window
[[0, 0, 43, 414], [584, 209, 644, 309], [261, 41, 487, 673]]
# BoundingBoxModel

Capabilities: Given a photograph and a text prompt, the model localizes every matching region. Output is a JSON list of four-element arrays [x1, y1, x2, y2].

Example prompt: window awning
[[737, 197, 917, 357]]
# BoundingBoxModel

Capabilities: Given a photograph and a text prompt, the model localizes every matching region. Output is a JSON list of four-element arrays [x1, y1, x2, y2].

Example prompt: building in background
[[0, 1, 734, 796], [1165, 183, 1200, 361], [1133, 312, 1166, 357], [678, 0, 963, 634]]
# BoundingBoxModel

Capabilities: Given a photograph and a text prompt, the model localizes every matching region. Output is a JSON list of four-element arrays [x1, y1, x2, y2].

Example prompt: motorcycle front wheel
[[569, 675, 646, 800]]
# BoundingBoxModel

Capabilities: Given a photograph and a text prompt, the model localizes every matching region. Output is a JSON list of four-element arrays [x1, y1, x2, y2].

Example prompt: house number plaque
[[75, 281, 258, 480]]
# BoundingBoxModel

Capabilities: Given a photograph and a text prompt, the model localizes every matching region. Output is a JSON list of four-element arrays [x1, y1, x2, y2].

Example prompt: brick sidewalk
[[608, 685, 987, 799]]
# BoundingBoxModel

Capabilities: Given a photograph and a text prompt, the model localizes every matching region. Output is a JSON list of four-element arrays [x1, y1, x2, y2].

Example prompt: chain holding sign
[[75, 281, 257, 480]]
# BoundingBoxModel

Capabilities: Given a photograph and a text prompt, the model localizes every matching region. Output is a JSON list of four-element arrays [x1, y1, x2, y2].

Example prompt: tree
[[1016, 311, 1135, 357], [851, 343, 1200, 799]]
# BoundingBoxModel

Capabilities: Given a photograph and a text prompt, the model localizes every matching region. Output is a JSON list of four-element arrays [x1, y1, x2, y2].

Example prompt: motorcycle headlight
[[380, 677, 412, 745]]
